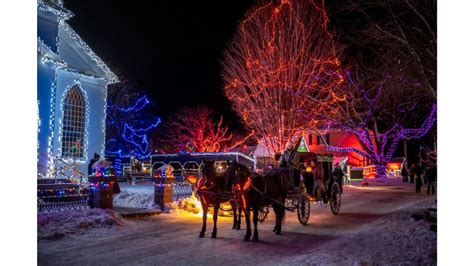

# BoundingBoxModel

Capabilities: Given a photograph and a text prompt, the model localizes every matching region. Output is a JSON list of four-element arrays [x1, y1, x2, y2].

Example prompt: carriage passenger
[[313, 160, 328, 204], [279, 141, 301, 189], [302, 160, 315, 198]]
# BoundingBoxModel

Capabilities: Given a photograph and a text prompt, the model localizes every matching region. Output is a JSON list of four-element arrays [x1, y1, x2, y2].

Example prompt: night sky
[[63, 0, 433, 161], [64, 0, 255, 130]]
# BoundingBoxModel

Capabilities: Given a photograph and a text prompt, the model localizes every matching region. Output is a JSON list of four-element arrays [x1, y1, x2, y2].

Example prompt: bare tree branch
[[222, 0, 345, 155], [157, 106, 254, 153]]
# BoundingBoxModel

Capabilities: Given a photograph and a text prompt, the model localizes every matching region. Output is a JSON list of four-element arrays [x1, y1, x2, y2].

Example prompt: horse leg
[[272, 204, 280, 232], [199, 203, 208, 238], [274, 204, 283, 235], [252, 207, 259, 241], [237, 207, 242, 230], [232, 203, 237, 229], [211, 203, 219, 238], [278, 205, 286, 235], [243, 209, 251, 241], [273, 206, 278, 232]]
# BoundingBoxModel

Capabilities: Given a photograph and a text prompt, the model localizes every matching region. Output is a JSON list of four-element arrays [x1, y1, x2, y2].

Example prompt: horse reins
[[232, 173, 291, 211]]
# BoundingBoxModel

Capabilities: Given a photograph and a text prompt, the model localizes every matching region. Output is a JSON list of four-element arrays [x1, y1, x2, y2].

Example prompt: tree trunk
[[404, 139, 408, 165], [375, 164, 386, 178]]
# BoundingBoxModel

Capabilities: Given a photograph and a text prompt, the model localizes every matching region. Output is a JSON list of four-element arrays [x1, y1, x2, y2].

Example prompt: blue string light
[[105, 94, 161, 160], [106, 95, 150, 112]]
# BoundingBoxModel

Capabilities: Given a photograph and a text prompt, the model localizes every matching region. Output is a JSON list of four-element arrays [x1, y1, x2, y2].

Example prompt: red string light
[[222, 0, 345, 155]]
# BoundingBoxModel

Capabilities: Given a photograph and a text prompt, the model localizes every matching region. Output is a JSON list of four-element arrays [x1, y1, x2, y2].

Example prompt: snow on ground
[[113, 189, 158, 209], [280, 197, 437, 265], [37, 208, 126, 240], [118, 181, 155, 193], [114, 182, 194, 212], [38, 181, 437, 265]]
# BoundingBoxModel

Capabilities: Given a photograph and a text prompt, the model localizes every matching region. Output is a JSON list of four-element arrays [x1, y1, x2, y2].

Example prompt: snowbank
[[113, 189, 158, 209], [38, 209, 126, 240], [280, 198, 437, 265]]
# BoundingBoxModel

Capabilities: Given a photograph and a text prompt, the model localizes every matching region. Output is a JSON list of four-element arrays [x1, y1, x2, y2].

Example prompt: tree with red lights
[[222, 0, 345, 156], [157, 106, 253, 153]]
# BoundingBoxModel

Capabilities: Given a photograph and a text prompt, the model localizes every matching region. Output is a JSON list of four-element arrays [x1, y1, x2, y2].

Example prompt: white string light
[[39, 0, 119, 179]]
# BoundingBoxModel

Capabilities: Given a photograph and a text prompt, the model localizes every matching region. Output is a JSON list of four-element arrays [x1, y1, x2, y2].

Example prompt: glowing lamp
[[186, 175, 197, 185], [386, 162, 401, 171]]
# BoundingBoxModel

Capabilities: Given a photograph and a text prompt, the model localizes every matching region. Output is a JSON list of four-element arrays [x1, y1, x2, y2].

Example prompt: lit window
[[61, 86, 86, 159]]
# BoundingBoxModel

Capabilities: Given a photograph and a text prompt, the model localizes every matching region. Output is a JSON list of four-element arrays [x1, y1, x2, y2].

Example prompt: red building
[[298, 129, 369, 167]]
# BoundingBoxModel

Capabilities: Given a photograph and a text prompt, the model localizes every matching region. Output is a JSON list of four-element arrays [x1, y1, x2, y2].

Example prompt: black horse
[[230, 200, 243, 230], [226, 161, 289, 241], [197, 160, 243, 238]]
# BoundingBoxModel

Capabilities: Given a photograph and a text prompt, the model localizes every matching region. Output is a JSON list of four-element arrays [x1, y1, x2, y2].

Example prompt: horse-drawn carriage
[[150, 152, 255, 181], [150, 152, 256, 202], [257, 152, 342, 225], [151, 151, 342, 240]]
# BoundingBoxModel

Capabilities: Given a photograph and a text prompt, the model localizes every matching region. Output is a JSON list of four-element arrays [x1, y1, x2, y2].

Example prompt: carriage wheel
[[330, 182, 341, 215], [297, 195, 310, 225], [258, 206, 270, 222]]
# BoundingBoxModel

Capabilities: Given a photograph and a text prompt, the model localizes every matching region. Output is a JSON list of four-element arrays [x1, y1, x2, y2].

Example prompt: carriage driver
[[279, 141, 301, 189]]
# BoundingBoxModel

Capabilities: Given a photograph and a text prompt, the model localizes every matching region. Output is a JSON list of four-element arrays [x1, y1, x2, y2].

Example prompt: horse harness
[[196, 177, 233, 202], [231, 173, 291, 211]]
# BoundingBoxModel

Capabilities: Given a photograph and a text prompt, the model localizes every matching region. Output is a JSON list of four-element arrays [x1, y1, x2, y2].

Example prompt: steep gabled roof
[[58, 22, 118, 83], [38, 0, 118, 83], [38, 0, 73, 19], [37, 37, 65, 66]]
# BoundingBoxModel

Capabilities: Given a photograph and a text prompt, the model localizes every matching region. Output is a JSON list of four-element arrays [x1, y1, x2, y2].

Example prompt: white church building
[[37, 0, 118, 178]]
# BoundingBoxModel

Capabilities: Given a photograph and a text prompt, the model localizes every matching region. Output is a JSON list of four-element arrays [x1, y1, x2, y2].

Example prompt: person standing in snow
[[87, 153, 100, 208], [401, 163, 409, 183], [88, 153, 100, 176], [425, 164, 437, 195], [409, 163, 416, 183], [415, 163, 424, 181], [415, 164, 423, 193]]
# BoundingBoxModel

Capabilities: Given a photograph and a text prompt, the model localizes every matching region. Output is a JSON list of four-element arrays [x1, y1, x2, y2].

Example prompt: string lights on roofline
[[39, 1, 119, 179], [58, 21, 118, 83], [37, 0, 73, 19]]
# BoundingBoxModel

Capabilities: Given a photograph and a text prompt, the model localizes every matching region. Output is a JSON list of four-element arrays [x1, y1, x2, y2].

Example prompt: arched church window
[[61, 86, 86, 159]]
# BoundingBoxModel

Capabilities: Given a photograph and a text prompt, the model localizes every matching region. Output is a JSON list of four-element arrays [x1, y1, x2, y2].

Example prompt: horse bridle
[[231, 165, 252, 194]]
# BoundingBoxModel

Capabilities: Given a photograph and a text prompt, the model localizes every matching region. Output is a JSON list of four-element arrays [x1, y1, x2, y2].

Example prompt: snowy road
[[38, 181, 436, 265]]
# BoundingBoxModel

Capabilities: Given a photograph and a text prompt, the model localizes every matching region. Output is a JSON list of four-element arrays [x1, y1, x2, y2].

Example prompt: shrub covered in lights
[[105, 81, 161, 160]]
